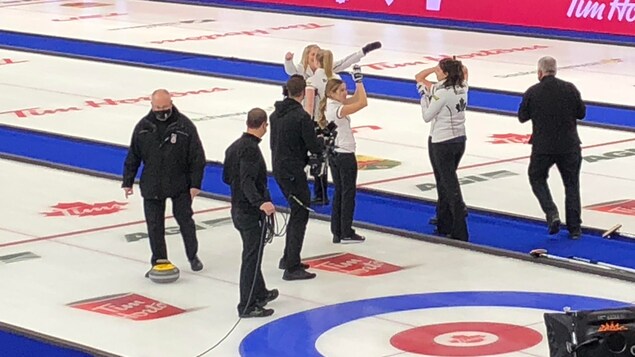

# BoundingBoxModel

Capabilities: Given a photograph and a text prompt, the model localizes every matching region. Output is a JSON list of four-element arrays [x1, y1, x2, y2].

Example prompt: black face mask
[[153, 108, 172, 121]]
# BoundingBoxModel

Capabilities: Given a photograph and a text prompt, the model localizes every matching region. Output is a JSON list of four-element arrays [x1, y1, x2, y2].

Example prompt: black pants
[[329, 152, 358, 238], [429, 139, 468, 241], [143, 191, 198, 265], [232, 208, 268, 313], [274, 170, 310, 271], [528, 150, 582, 230]]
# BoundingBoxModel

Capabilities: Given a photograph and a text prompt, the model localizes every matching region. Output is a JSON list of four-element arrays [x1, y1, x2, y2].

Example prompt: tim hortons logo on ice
[[567, 0, 635, 22], [0, 88, 228, 119], [363, 45, 548, 71], [61, 2, 109, 8], [68, 293, 186, 321], [42, 202, 128, 217], [52, 12, 127, 21], [488, 133, 532, 144], [0, 58, 28, 66], [150, 22, 333, 44], [304, 252, 402, 276], [585, 199, 635, 216], [109, 18, 215, 31]]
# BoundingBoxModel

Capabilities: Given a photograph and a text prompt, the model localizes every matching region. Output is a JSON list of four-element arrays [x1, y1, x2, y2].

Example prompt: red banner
[[242, 0, 635, 37]]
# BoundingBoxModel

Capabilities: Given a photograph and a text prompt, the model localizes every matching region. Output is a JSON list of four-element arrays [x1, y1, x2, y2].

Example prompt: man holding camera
[[270, 75, 324, 281]]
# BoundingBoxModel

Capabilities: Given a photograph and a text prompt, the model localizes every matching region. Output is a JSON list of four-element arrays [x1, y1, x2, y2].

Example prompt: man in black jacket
[[270, 75, 323, 280], [223, 108, 278, 318], [122, 89, 206, 274], [519, 56, 586, 239]]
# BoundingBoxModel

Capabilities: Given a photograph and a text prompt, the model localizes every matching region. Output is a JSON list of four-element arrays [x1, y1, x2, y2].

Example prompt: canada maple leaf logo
[[455, 97, 467, 112], [450, 334, 487, 343]]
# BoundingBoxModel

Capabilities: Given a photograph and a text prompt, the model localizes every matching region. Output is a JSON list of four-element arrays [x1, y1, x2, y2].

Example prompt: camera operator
[[270, 75, 323, 281], [321, 66, 367, 244]]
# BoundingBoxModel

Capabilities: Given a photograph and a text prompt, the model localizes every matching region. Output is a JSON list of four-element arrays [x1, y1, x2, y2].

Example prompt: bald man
[[123, 89, 207, 276]]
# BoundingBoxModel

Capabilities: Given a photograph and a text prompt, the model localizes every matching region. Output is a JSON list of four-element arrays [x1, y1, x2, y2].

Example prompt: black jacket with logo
[[518, 75, 586, 154], [122, 106, 206, 199], [223, 133, 270, 214], [269, 98, 323, 178]]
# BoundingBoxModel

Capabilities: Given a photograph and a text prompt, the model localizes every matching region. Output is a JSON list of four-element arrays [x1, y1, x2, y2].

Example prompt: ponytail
[[319, 78, 344, 128], [318, 96, 328, 129]]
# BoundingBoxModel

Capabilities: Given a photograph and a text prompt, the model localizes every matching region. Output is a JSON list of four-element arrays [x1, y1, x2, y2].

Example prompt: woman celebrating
[[320, 66, 367, 243], [415, 58, 469, 241], [284, 42, 382, 79], [304, 49, 339, 205]]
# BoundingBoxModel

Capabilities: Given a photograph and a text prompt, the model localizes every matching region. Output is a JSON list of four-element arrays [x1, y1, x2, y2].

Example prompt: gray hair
[[538, 56, 557, 75]]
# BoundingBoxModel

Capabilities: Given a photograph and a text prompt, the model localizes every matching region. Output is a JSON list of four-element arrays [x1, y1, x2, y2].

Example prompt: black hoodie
[[269, 98, 323, 177], [122, 106, 206, 199]]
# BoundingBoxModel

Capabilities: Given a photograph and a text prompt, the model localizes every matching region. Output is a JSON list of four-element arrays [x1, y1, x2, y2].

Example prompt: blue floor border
[[3, 123, 635, 273], [0, 30, 634, 131], [0, 322, 112, 357]]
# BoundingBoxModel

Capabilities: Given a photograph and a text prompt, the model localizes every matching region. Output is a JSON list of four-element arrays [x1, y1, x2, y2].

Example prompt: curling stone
[[148, 259, 180, 284]]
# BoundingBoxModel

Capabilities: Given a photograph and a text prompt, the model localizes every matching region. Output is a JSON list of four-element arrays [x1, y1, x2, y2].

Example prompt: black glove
[[352, 65, 363, 83], [362, 41, 382, 55]]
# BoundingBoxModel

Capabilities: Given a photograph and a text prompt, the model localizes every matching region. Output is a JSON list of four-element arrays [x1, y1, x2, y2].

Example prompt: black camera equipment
[[544, 306, 635, 357], [308, 121, 337, 177]]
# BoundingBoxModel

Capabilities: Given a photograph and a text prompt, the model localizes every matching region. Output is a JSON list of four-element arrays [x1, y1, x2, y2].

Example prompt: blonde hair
[[318, 78, 344, 128], [300, 44, 319, 75], [316, 50, 334, 79]]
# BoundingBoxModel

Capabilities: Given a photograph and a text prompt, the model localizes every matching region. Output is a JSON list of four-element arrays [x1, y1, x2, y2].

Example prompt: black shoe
[[569, 228, 582, 240], [190, 256, 203, 271], [341, 233, 365, 244], [239, 305, 274, 318], [283, 269, 317, 281], [255, 289, 279, 307], [332, 235, 341, 243], [278, 258, 310, 270], [362, 41, 382, 55], [547, 215, 561, 235]]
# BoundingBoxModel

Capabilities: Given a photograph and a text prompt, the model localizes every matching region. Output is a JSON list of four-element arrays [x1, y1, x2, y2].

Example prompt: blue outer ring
[[240, 291, 631, 356]]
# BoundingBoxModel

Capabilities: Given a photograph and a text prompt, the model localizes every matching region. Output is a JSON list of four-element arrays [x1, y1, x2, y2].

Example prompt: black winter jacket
[[122, 106, 206, 199], [222, 133, 271, 213], [269, 98, 323, 178], [518, 76, 586, 154]]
